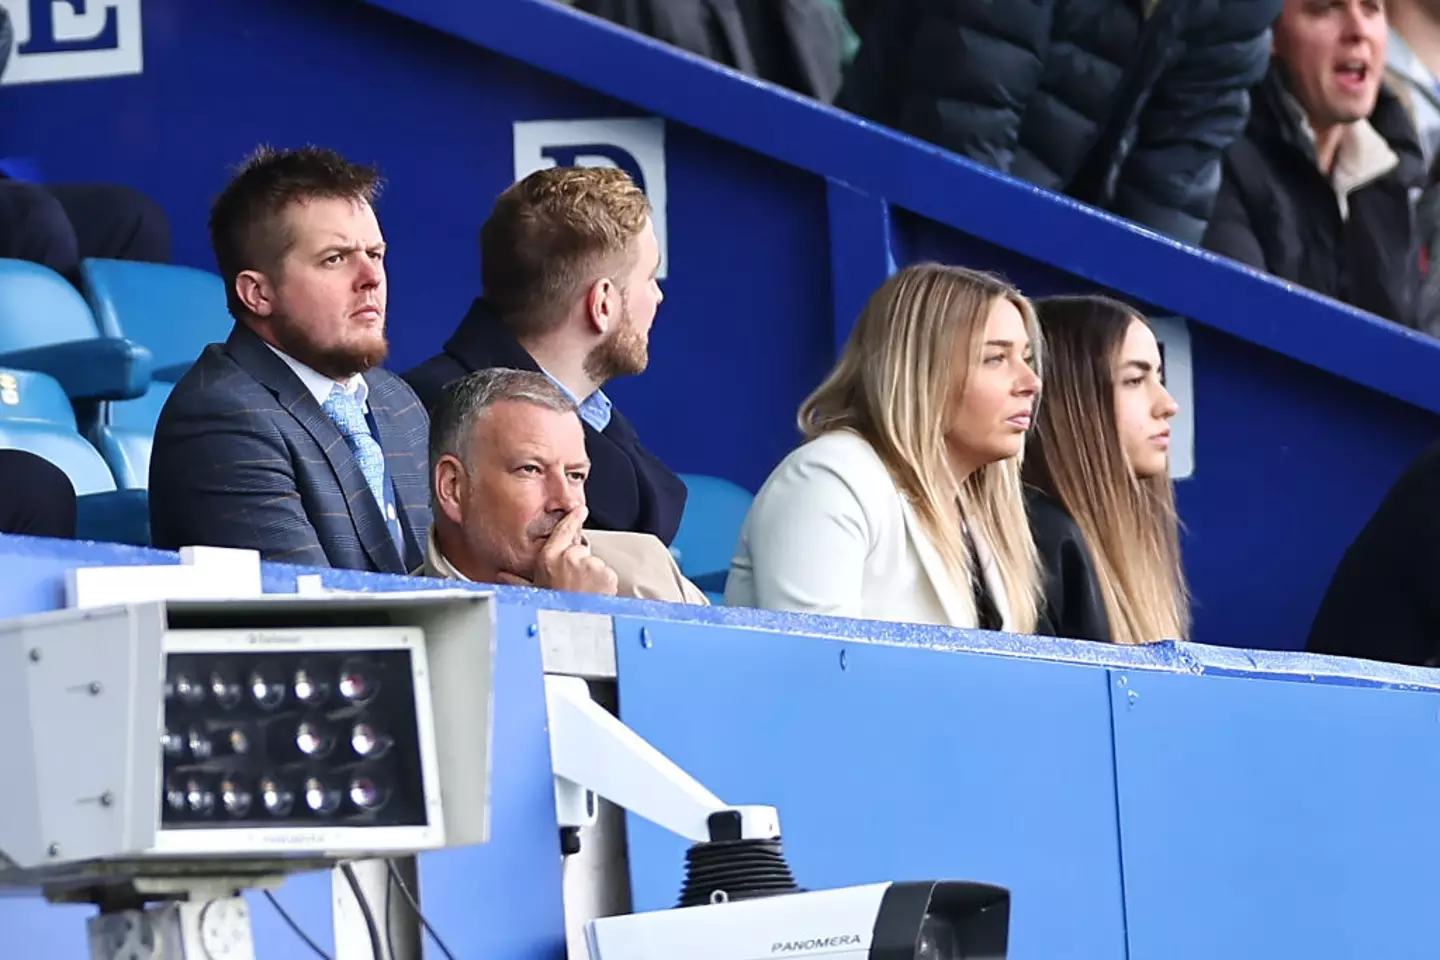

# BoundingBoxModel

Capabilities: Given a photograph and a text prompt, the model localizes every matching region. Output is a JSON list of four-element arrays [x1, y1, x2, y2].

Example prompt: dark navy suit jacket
[[149, 323, 431, 574], [402, 298, 687, 545]]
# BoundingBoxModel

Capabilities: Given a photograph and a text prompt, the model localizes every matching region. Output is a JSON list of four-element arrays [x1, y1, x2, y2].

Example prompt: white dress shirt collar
[[425, 526, 473, 582], [263, 342, 369, 410]]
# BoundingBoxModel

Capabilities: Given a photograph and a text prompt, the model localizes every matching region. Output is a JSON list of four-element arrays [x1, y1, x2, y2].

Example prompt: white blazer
[[725, 431, 1016, 630]]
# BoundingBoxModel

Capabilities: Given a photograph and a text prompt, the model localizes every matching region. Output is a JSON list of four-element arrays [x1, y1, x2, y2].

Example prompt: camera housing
[[585, 879, 1010, 959], [0, 591, 494, 899]]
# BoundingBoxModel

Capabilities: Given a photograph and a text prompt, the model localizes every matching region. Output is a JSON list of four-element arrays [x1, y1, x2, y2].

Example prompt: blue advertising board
[[1, 0, 1437, 655]]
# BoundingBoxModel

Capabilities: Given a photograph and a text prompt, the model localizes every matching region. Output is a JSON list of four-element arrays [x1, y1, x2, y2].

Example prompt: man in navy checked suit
[[149, 147, 430, 574]]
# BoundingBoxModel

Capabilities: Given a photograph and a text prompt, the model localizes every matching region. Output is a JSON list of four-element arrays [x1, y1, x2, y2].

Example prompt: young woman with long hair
[[1024, 295, 1188, 645], [725, 263, 1044, 632]]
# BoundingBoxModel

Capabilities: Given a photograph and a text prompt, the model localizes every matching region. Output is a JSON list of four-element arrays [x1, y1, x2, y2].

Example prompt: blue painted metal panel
[[8, 539, 1440, 953], [825, 180, 893, 355], [1110, 667, 1440, 959], [612, 615, 1130, 960]]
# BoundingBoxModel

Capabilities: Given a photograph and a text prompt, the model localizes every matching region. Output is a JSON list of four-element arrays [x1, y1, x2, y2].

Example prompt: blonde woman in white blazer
[[726, 264, 1045, 633]]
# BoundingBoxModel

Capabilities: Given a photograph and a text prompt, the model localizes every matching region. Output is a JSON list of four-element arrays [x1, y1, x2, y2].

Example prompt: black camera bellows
[[676, 837, 802, 908]]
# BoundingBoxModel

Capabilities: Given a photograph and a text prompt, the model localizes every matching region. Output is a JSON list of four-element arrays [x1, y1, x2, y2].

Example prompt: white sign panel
[[512, 117, 669, 280], [1149, 315, 1195, 481], [0, 0, 143, 85]]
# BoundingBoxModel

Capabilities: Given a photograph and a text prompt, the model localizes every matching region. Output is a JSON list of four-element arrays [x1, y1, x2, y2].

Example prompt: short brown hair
[[480, 166, 651, 337], [209, 145, 382, 319]]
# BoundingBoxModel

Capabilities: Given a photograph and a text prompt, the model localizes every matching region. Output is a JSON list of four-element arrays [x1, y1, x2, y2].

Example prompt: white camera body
[[554, 775, 599, 830], [588, 883, 889, 959], [586, 880, 1009, 960]]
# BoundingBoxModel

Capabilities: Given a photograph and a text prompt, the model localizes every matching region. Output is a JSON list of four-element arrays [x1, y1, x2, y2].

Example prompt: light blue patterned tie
[[322, 384, 387, 511]]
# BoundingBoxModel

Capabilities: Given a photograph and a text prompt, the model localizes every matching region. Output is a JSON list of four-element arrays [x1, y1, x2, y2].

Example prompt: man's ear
[[235, 269, 277, 318], [584, 277, 619, 336], [433, 455, 468, 526]]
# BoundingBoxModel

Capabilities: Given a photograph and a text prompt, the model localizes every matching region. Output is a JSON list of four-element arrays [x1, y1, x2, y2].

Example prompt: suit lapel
[[368, 374, 431, 572], [226, 325, 404, 574], [897, 498, 974, 628]]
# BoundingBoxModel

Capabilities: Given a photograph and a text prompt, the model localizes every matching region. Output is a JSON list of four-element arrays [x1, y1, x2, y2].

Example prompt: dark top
[[1204, 63, 1426, 327], [574, 0, 845, 102], [1307, 440, 1440, 667], [0, 449, 76, 539], [1027, 487, 1113, 643], [402, 298, 688, 546], [839, 0, 1281, 243]]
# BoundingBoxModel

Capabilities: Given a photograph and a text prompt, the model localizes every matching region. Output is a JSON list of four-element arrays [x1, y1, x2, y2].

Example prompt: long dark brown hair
[[1025, 295, 1188, 644]]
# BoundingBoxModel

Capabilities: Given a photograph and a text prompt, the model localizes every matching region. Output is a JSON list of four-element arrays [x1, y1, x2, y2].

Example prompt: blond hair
[[800, 263, 1044, 633], [480, 166, 651, 336], [1025, 296, 1189, 644]]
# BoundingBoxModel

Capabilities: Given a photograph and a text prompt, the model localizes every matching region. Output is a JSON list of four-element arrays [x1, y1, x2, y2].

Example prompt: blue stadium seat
[[78, 259, 232, 489], [672, 474, 754, 603], [0, 367, 149, 545], [0, 258, 152, 401], [0, 258, 153, 488]]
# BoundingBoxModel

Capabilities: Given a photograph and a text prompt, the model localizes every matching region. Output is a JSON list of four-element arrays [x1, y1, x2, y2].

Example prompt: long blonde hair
[[1025, 296, 1189, 644], [799, 263, 1043, 633]]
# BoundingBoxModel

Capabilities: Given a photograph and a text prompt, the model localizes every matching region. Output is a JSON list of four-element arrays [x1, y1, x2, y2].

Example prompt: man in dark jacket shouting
[[1204, 0, 1425, 329], [838, 0, 1283, 245]]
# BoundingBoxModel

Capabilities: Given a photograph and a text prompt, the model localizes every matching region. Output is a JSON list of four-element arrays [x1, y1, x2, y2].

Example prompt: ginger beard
[[583, 287, 650, 386]]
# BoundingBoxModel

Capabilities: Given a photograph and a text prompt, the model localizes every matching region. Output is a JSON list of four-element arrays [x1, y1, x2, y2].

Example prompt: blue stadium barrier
[[1, 537, 1439, 958], [2, 0, 1433, 651]]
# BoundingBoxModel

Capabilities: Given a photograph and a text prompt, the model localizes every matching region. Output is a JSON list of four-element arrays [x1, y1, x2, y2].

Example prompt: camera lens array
[[160, 650, 427, 829]]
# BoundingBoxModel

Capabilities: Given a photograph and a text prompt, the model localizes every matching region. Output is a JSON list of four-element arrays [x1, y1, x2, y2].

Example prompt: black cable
[[262, 890, 333, 960], [198, 900, 221, 960], [384, 859, 397, 960], [386, 859, 460, 960], [340, 861, 386, 960]]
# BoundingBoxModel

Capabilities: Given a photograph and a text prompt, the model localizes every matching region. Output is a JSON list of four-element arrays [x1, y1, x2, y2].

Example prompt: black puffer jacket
[[838, 0, 1281, 244], [0, 6, 12, 80], [1203, 64, 1426, 328], [576, 0, 846, 102]]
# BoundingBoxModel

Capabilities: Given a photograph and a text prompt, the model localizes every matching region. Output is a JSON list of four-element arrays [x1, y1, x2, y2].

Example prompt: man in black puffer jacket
[[839, 0, 1282, 245], [1204, 0, 1424, 329]]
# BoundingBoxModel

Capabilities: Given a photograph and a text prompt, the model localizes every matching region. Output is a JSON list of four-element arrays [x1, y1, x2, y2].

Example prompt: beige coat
[[424, 527, 709, 606]]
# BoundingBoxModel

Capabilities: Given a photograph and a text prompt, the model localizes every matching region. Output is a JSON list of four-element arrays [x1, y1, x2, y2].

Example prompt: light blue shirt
[[264, 341, 369, 410], [541, 369, 613, 433], [265, 343, 401, 531]]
